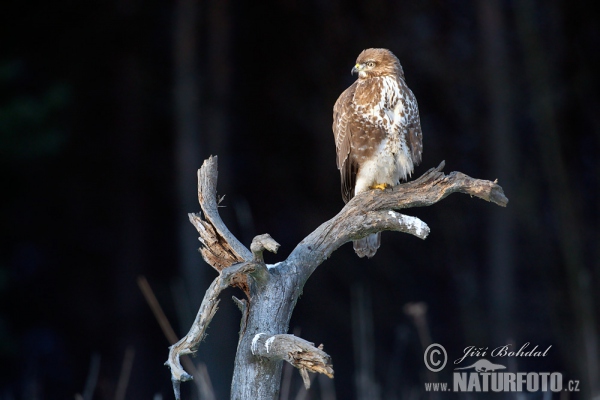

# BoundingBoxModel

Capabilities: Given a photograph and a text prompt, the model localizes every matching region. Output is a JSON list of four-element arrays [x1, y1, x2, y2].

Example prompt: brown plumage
[[332, 48, 423, 258]]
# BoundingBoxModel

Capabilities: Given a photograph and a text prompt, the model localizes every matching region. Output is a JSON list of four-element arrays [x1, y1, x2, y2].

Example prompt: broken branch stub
[[250, 333, 334, 389], [250, 233, 281, 262]]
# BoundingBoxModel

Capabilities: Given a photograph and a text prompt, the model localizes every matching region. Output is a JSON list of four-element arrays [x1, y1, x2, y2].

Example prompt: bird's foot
[[370, 183, 390, 190]]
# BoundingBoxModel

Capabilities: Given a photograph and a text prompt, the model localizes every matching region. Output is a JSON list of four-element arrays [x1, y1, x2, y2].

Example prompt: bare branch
[[360, 210, 429, 240], [250, 333, 334, 389], [138, 276, 216, 398], [372, 161, 509, 209], [197, 156, 253, 263], [188, 155, 253, 294], [166, 261, 257, 385], [286, 161, 508, 275]]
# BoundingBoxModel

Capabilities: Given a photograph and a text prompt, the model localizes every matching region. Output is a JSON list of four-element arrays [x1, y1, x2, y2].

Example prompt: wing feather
[[332, 82, 358, 203], [405, 88, 423, 165]]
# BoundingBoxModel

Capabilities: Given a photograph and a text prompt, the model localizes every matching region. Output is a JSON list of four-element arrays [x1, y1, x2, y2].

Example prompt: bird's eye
[[366, 61, 376, 68]]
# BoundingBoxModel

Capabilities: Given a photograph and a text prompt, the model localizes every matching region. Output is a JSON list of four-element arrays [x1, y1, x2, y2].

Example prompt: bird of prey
[[332, 48, 423, 258]]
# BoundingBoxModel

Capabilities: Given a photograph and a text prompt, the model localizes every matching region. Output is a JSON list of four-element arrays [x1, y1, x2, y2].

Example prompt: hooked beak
[[351, 63, 363, 75]]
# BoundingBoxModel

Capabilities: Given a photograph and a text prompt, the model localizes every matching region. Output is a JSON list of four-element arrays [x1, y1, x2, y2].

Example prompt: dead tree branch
[[250, 333, 334, 389], [166, 156, 508, 399], [166, 260, 257, 395], [188, 157, 253, 295]]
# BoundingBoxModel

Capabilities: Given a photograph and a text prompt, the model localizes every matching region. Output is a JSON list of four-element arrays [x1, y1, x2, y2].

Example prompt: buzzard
[[333, 48, 423, 258]]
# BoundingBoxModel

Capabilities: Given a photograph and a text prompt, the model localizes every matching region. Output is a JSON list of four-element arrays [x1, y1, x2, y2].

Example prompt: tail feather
[[353, 233, 381, 258]]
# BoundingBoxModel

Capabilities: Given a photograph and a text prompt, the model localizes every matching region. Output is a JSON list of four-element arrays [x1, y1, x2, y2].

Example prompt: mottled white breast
[[354, 76, 414, 195]]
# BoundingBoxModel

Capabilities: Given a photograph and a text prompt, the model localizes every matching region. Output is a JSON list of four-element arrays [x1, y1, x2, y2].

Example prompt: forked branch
[[165, 234, 278, 399]]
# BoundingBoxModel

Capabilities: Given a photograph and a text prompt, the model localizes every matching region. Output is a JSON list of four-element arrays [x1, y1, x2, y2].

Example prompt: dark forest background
[[1, 0, 598, 399]]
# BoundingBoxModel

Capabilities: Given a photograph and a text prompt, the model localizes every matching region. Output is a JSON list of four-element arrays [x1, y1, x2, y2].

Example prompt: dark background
[[1, 0, 598, 398]]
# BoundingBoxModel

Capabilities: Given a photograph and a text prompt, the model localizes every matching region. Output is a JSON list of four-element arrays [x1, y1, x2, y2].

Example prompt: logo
[[455, 359, 506, 372], [424, 343, 447, 372], [422, 343, 580, 393]]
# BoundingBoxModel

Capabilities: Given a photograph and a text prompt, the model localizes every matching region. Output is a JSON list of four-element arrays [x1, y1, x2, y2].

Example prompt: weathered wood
[[166, 260, 258, 400], [250, 333, 334, 389], [189, 156, 252, 294], [166, 157, 508, 400]]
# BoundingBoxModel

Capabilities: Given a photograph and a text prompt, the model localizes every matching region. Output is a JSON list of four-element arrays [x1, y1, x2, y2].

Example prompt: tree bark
[[166, 156, 508, 399]]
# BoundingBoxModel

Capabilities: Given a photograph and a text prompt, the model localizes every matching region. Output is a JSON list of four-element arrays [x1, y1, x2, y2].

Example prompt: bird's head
[[351, 48, 404, 80]]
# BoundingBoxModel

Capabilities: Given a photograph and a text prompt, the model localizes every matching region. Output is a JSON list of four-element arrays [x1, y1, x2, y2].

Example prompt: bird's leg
[[370, 183, 390, 190]]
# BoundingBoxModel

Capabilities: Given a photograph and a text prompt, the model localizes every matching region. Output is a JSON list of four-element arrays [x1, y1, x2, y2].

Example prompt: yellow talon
[[371, 183, 390, 190]]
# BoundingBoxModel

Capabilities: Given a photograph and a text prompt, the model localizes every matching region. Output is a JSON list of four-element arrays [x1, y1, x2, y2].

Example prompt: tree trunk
[[231, 271, 298, 399]]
